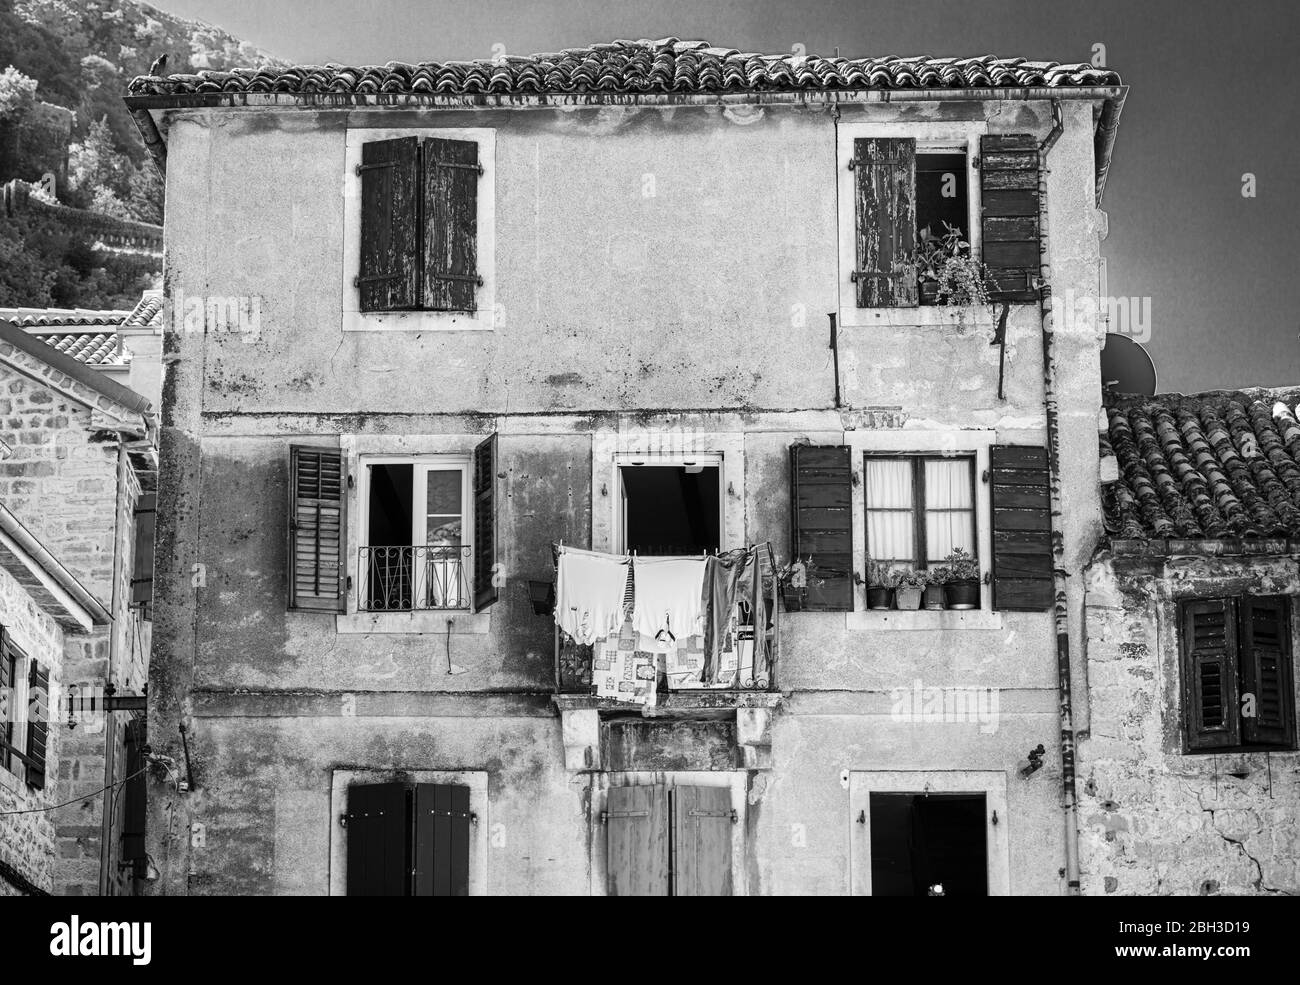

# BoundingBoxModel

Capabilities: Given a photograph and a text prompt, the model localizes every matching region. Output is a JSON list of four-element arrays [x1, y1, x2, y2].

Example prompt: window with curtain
[[864, 455, 977, 569]]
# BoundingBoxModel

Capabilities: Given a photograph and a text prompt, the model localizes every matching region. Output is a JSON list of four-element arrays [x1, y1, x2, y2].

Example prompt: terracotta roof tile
[[127, 38, 1122, 97], [31, 331, 128, 366], [1102, 389, 1300, 542]]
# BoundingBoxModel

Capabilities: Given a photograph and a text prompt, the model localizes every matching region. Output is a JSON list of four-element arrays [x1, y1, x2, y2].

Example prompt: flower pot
[[943, 578, 980, 610], [781, 589, 804, 612], [922, 584, 946, 610], [894, 586, 923, 610], [919, 280, 940, 306], [866, 587, 893, 610]]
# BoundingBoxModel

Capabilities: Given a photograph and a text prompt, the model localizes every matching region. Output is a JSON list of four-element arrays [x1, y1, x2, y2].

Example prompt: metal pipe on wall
[[1036, 100, 1083, 895], [99, 441, 128, 896]]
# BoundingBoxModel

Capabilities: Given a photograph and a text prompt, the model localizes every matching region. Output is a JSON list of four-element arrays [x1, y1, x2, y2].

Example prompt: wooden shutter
[[473, 433, 498, 612], [345, 783, 409, 896], [853, 137, 917, 307], [423, 137, 481, 312], [412, 783, 471, 897], [357, 136, 421, 312], [672, 785, 733, 897], [26, 659, 48, 790], [1182, 599, 1241, 751], [131, 492, 156, 608], [288, 446, 347, 612], [790, 445, 853, 611], [121, 722, 147, 876], [0, 635, 12, 773], [980, 134, 1041, 302], [990, 445, 1054, 610], [606, 784, 669, 896], [1239, 596, 1294, 748]]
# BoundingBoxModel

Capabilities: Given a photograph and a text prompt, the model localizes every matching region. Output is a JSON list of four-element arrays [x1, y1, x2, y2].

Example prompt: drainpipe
[[1036, 100, 1082, 896], [99, 441, 128, 895]]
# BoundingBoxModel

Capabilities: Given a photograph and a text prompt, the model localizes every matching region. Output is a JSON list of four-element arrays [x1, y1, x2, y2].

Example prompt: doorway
[[869, 793, 987, 896]]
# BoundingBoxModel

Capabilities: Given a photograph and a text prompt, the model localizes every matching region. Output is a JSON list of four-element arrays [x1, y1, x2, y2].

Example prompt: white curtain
[[924, 459, 975, 561], [865, 459, 914, 562]]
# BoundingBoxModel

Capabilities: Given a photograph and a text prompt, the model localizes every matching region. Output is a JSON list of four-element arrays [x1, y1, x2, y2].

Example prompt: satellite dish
[[1101, 334, 1157, 396]]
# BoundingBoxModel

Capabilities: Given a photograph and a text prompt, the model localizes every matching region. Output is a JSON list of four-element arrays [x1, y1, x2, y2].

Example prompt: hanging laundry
[[631, 556, 707, 645], [700, 548, 756, 683], [593, 621, 658, 706], [556, 546, 630, 646]]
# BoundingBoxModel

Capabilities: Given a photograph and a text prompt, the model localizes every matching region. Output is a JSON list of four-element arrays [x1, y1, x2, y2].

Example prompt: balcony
[[358, 545, 470, 612], [553, 543, 781, 697]]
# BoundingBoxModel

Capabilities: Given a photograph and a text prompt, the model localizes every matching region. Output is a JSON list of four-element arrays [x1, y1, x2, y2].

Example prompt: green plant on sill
[[866, 559, 899, 588], [894, 567, 928, 589], [924, 566, 950, 586], [914, 221, 992, 312], [940, 547, 979, 581]]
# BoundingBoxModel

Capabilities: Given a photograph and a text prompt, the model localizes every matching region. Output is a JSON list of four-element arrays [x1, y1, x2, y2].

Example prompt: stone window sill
[[838, 305, 1011, 330], [341, 308, 494, 333], [335, 611, 491, 635], [844, 609, 1004, 631]]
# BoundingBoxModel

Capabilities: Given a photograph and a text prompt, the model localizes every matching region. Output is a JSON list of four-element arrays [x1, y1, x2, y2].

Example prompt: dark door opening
[[367, 464, 414, 609], [869, 792, 987, 896], [621, 466, 720, 556]]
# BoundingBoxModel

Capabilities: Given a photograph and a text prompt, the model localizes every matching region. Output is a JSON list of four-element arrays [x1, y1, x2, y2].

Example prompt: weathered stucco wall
[[1079, 555, 1300, 895], [148, 96, 1110, 894]]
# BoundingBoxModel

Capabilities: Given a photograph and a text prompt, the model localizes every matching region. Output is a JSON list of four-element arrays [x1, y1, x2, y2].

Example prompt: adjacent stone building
[[0, 304, 158, 895], [1078, 389, 1300, 895]]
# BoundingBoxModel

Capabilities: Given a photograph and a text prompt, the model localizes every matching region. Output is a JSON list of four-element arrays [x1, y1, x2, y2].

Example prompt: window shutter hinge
[[972, 155, 981, 170], [347, 474, 355, 489], [981, 469, 990, 483], [983, 571, 992, 585], [847, 157, 856, 171], [346, 575, 353, 591]]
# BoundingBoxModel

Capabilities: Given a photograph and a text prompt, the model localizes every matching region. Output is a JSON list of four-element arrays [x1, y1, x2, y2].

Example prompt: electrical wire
[[0, 765, 148, 816]]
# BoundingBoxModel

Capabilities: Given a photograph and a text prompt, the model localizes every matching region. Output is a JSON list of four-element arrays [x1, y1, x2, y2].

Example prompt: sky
[[151, 0, 1300, 394]]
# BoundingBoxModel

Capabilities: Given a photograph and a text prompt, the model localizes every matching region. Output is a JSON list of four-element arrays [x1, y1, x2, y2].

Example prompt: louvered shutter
[[979, 134, 1041, 302], [1182, 599, 1241, 751], [357, 136, 421, 312], [672, 785, 733, 897], [26, 659, 48, 790], [853, 137, 917, 307], [288, 446, 347, 612], [346, 783, 409, 896], [990, 445, 1054, 610], [412, 783, 471, 896], [606, 784, 669, 896], [790, 445, 853, 611], [131, 492, 156, 609], [473, 433, 498, 612], [423, 137, 481, 311], [1239, 596, 1294, 748], [121, 722, 147, 876], [0, 635, 12, 773]]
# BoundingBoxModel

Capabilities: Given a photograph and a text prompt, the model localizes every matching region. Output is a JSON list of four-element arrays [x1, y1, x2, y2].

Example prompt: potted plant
[[894, 568, 926, 610], [778, 557, 808, 612], [940, 548, 980, 609], [922, 567, 948, 610], [865, 560, 896, 610], [913, 221, 992, 310]]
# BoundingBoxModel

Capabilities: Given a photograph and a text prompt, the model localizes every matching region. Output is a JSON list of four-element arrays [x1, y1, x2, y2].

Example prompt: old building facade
[[0, 303, 158, 895], [130, 39, 1141, 895]]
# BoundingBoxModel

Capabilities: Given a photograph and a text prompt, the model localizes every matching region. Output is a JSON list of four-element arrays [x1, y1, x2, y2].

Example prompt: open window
[[616, 455, 722, 556], [360, 458, 472, 611]]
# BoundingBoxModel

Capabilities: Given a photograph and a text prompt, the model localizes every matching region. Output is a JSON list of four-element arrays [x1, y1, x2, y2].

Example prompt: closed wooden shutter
[[672, 785, 733, 897], [26, 659, 48, 790], [853, 137, 917, 307], [990, 445, 1054, 610], [979, 134, 1041, 302], [121, 722, 147, 876], [288, 446, 347, 612], [1239, 596, 1294, 747], [423, 137, 481, 311], [1182, 599, 1241, 751], [473, 433, 498, 612], [412, 783, 471, 897], [606, 784, 669, 896], [131, 492, 156, 609], [0, 634, 12, 773], [345, 783, 409, 896], [790, 445, 853, 611], [357, 136, 421, 312]]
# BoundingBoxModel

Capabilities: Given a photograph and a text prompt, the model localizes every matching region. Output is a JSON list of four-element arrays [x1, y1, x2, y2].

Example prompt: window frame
[[342, 127, 496, 333], [613, 452, 725, 557], [1178, 594, 1297, 755], [0, 638, 22, 775], [836, 122, 988, 328], [863, 452, 979, 572], [356, 454, 474, 613]]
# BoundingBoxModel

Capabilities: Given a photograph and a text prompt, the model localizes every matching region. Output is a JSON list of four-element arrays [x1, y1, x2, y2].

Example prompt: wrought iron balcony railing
[[358, 545, 471, 612]]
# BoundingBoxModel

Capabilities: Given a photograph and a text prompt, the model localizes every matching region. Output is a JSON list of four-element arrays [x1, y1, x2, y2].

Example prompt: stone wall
[[1078, 553, 1300, 895]]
